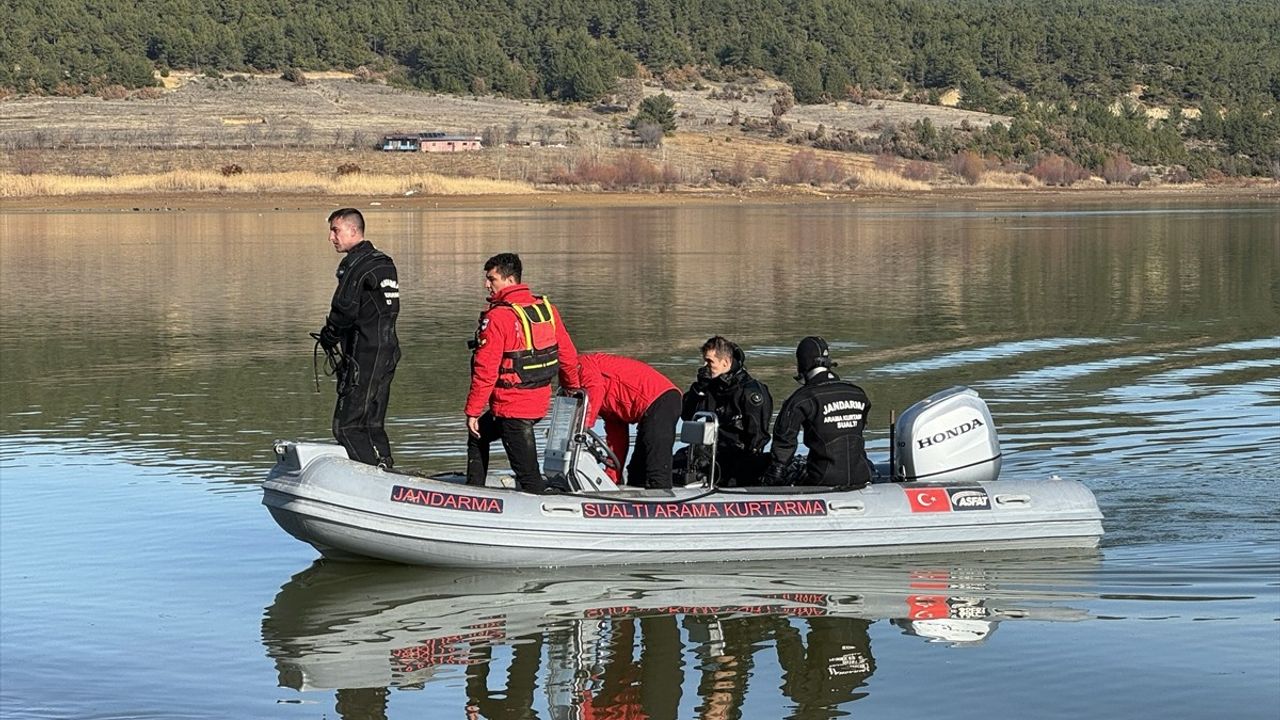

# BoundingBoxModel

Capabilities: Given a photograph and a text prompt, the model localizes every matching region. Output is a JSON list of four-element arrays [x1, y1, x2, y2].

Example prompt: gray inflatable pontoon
[[262, 386, 1103, 568]]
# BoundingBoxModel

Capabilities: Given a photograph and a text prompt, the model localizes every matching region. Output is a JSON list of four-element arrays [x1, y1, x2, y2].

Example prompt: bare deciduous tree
[[635, 122, 664, 148], [535, 123, 556, 146], [612, 78, 644, 109], [482, 125, 504, 147]]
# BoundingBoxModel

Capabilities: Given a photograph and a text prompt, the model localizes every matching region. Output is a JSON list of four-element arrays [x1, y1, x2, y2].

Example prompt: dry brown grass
[[0, 170, 535, 197], [974, 171, 1040, 188], [662, 132, 879, 183], [849, 167, 932, 191]]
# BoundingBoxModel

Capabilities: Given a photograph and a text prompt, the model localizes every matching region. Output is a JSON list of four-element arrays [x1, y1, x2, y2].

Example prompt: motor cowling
[[895, 386, 1001, 483]]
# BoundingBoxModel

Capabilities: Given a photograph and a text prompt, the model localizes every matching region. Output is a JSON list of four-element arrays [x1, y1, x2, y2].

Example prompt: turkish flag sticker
[[905, 487, 952, 513]]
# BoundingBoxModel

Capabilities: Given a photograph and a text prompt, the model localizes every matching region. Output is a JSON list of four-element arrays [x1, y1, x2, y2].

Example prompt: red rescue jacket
[[578, 353, 678, 480], [465, 284, 580, 419]]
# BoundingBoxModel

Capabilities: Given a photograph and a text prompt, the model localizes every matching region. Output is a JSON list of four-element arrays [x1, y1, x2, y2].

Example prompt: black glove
[[318, 324, 342, 349], [690, 366, 712, 394], [761, 464, 786, 486]]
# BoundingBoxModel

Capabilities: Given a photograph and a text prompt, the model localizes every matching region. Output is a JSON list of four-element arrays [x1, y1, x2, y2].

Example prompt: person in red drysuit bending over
[[576, 353, 681, 489]]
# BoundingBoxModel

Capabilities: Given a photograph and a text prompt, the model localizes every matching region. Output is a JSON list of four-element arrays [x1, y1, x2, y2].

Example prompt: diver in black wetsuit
[[317, 208, 401, 468], [679, 336, 773, 486], [763, 336, 873, 487]]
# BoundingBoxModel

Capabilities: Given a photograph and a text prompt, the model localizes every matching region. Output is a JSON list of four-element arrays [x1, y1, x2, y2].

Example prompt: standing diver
[[315, 208, 401, 468]]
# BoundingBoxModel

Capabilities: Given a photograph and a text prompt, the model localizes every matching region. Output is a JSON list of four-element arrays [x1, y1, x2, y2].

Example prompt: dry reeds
[[975, 171, 1040, 188], [847, 167, 931, 191], [0, 170, 535, 197]]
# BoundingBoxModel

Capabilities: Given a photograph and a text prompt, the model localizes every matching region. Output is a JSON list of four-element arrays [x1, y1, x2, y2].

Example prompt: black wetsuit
[[764, 368, 872, 487], [680, 348, 773, 486], [321, 240, 400, 467]]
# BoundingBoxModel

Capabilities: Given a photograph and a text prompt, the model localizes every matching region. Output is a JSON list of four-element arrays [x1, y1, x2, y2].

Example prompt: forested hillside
[[4, 0, 1278, 176]]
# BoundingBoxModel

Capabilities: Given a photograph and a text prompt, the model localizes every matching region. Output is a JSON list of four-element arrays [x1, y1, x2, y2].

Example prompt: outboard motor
[[543, 390, 621, 492], [894, 386, 1001, 483]]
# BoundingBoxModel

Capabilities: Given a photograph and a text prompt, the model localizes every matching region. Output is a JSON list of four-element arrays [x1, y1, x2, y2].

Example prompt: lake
[[1, 198, 1277, 719]]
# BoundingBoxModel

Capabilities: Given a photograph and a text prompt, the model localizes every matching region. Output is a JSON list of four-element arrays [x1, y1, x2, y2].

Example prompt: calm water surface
[[1, 199, 1278, 719]]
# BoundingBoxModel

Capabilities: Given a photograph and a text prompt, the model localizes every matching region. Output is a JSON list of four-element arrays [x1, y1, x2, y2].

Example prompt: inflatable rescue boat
[[262, 386, 1104, 567]]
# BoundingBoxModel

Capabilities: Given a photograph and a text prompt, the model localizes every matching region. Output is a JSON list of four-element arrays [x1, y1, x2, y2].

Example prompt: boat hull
[[262, 443, 1103, 568]]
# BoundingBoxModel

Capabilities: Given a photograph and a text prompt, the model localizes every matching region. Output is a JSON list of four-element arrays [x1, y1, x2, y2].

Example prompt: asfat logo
[[947, 488, 991, 511]]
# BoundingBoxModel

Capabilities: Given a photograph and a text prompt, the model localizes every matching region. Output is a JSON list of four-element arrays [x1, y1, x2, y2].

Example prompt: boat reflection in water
[[262, 553, 1097, 719]]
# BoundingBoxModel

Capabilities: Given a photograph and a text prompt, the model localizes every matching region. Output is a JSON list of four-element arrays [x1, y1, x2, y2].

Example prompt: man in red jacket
[[465, 253, 580, 493], [577, 353, 681, 489]]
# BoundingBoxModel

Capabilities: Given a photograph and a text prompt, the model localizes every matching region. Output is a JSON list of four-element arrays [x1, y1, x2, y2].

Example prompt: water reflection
[[2, 202, 1275, 485], [262, 553, 1096, 719]]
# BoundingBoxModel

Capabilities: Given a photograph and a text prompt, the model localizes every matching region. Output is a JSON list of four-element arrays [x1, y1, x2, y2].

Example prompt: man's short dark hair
[[701, 336, 735, 359], [328, 208, 365, 235], [484, 253, 522, 282]]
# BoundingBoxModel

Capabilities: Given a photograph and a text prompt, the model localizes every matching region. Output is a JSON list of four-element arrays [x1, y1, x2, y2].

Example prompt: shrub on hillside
[[614, 153, 661, 186], [548, 153, 667, 189], [220, 164, 244, 176], [779, 150, 820, 185], [949, 151, 985, 184], [818, 158, 846, 184], [1029, 154, 1090, 186], [282, 67, 307, 86], [336, 163, 361, 176], [94, 84, 130, 100], [772, 87, 795, 117], [1101, 153, 1134, 184], [902, 160, 938, 182], [721, 158, 750, 186]]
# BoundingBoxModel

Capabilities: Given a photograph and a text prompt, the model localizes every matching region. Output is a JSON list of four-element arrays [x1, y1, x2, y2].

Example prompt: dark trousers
[[629, 389, 680, 489], [332, 365, 395, 468], [466, 412, 544, 492]]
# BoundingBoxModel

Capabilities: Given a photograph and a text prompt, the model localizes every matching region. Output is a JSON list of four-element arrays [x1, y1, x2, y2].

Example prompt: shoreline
[[5, 184, 1277, 213]]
